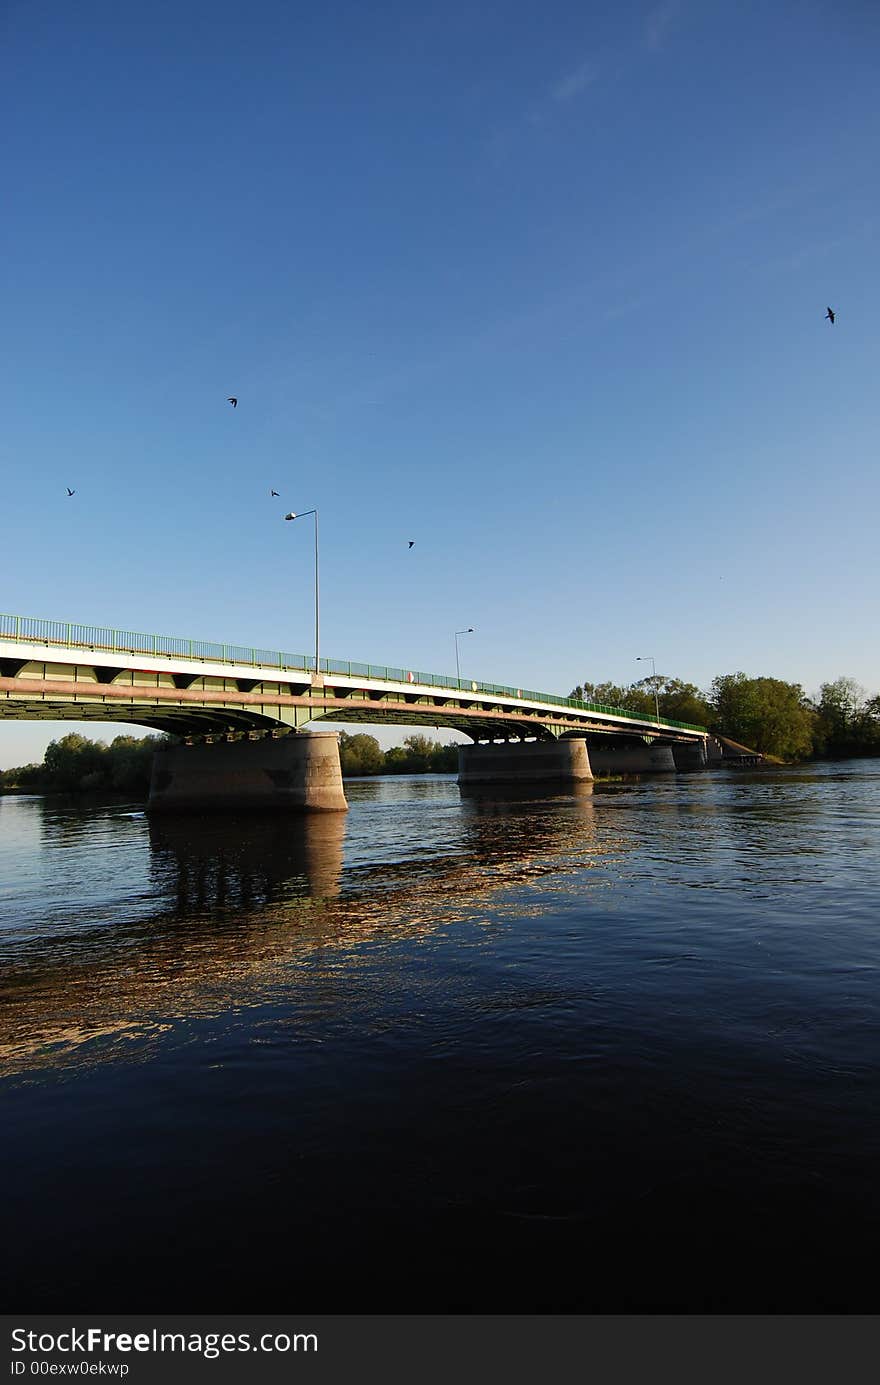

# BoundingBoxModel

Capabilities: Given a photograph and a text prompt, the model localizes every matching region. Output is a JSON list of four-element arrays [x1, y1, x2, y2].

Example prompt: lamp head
[[284, 512, 297, 521]]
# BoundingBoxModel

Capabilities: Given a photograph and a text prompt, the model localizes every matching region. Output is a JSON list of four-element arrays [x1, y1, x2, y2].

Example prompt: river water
[[1, 762, 879, 1312]]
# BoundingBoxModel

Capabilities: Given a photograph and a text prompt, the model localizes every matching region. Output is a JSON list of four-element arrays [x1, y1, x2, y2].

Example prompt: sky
[[2, 0, 878, 766]]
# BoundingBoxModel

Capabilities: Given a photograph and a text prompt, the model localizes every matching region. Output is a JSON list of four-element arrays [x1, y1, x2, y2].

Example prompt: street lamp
[[455, 627, 474, 682], [636, 655, 660, 725], [284, 510, 320, 676]]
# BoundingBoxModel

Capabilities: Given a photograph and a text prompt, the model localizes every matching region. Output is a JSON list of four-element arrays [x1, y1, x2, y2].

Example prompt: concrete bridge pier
[[457, 737, 593, 786], [587, 743, 677, 774], [672, 741, 708, 770], [148, 731, 348, 813]]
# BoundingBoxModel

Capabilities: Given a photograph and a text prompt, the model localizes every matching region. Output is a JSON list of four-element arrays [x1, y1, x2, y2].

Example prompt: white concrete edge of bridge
[[0, 637, 707, 740]]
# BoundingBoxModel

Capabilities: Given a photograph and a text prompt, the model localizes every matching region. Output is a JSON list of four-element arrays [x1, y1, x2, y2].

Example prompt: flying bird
[[408, 540, 415, 548], [66, 488, 75, 497], [825, 307, 835, 324], [270, 489, 280, 497], [227, 396, 238, 407]]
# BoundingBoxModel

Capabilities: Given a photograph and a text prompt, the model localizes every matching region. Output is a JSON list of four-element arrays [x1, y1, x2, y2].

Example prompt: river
[[1, 762, 879, 1312]]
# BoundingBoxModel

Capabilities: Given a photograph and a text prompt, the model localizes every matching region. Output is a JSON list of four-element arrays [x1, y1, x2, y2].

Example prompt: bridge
[[1, 611, 714, 810]]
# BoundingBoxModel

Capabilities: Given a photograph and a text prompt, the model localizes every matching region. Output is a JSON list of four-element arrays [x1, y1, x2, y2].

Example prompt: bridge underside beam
[[0, 677, 582, 742], [0, 694, 560, 742], [311, 706, 559, 741], [0, 698, 305, 739], [0, 672, 708, 752]]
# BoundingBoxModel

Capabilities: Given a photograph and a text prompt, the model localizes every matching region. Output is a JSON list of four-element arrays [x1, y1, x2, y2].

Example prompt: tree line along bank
[[1, 673, 878, 796], [570, 673, 880, 762], [0, 730, 458, 795]]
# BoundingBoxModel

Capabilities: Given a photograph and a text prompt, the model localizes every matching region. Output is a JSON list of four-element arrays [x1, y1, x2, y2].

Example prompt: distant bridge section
[[0, 612, 709, 746]]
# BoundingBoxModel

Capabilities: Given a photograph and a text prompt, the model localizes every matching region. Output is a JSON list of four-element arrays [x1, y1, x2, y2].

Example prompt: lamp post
[[455, 627, 474, 682], [636, 655, 660, 725], [284, 510, 320, 676]]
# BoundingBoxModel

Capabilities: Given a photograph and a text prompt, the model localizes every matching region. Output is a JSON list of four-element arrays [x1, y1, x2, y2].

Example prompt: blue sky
[[2, 0, 878, 764]]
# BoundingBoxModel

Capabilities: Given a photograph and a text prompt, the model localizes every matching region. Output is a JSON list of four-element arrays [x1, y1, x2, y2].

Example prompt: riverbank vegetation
[[0, 733, 166, 795], [2, 673, 878, 794], [569, 673, 880, 762], [338, 732, 458, 776], [0, 729, 458, 794]]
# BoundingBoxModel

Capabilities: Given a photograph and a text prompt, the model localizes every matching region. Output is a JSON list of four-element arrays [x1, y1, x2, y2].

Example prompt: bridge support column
[[148, 732, 348, 813], [587, 744, 676, 774], [457, 737, 593, 786], [672, 741, 708, 770]]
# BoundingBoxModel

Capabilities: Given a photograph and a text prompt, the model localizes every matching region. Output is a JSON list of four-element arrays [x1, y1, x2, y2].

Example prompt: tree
[[569, 676, 710, 724], [813, 679, 880, 757], [709, 673, 815, 760], [382, 746, 411, 774], [381, 734, 458, 774], [859, 697, 880, 755], [0, 762, 42, 791], [655, 678, 712, 726], [570, 681, 649, 711], [23, 731, 166, 794], [399, 734, 434, 772], [108, 734, 163, 792], [338, 732, 384, 777], [43, 733, 109, 791], [428, 742, 459, 772]]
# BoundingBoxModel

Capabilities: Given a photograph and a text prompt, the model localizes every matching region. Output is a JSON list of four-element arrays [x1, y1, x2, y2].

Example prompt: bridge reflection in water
[[149, 811, 346, 910], [0, 782, 612, 1077]]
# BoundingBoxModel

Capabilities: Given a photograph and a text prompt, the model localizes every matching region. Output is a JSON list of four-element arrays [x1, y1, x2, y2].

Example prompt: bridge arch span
[[1, 613, 710, 751]]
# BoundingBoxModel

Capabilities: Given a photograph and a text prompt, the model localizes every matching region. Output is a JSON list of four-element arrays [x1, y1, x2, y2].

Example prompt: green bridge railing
[[0, 611, 707, 733]]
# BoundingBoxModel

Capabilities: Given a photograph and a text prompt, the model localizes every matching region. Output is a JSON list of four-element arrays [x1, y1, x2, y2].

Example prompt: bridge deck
[[0, 612, 708, 742]]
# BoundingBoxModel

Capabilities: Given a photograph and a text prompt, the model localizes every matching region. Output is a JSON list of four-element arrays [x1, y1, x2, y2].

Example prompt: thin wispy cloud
[[521, 55, 602, 132], [551, 60, 599, 105], [601, 295, 652, 325], [325, 170, 838, 419], [763, 224, 875, 277], [643, 0, 682, 51]]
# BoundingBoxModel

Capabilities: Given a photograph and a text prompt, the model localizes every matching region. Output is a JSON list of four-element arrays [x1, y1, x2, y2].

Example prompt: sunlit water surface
[[1, 764, 879, 1311]]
